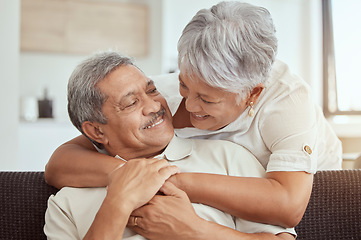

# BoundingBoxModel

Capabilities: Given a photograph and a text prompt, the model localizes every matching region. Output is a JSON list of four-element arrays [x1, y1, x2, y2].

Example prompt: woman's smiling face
[[178, 73, 248, 131]]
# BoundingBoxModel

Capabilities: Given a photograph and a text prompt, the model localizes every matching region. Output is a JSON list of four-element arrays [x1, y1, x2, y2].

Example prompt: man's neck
[[110, 145, 168, 161]]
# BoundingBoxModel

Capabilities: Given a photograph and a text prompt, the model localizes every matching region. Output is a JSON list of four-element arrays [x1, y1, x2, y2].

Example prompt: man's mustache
[[141, 108, 166, 129]]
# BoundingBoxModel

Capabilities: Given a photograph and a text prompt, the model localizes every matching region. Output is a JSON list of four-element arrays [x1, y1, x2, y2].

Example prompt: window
[[323, 0, 361, 116]]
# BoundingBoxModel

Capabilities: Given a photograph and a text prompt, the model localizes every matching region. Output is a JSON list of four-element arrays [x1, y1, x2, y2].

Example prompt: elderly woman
[[45, 1, 341, 237]]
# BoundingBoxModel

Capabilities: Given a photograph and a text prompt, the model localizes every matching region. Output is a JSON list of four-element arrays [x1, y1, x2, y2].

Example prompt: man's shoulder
[[190, 138, 266, 177], [58, 186, 106, 194], [192, 138, 251, 154], [170, 136, 248, 159], [190, 138, 259, 163], [46, 187, 107, 238], [173, 136, 245, 154], [52, 187, 106, 204]]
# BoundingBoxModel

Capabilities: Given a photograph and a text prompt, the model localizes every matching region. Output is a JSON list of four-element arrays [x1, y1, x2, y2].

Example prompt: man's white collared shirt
[[44, 136, 295, 239]]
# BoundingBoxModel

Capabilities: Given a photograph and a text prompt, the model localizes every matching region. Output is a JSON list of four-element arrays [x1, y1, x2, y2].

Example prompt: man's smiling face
[[96, 65, 174, 159]]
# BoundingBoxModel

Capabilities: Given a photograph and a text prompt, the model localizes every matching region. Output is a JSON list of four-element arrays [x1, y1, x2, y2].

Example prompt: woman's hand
[[128, 181, 207, 240]]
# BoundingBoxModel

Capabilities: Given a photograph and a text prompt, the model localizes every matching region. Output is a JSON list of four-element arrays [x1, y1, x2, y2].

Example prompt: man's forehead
[[99, 67, 151, 98], [129, 78, 155, 91], [117, 78, 154, 100]]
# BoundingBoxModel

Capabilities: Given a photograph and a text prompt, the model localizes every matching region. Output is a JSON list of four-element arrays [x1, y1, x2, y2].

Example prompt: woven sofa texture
[[0, 170, 360, 240]]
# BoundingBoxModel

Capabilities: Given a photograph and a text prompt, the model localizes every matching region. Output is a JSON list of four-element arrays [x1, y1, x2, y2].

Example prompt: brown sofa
[[0, 170, 360, 239]]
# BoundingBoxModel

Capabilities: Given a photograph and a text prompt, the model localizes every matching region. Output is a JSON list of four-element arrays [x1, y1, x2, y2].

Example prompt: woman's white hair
[[178, 1, 278, 101]]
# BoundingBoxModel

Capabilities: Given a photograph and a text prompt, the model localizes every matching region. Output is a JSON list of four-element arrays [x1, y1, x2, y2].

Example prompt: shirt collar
[[175, 110, 250, 138], [158, 135, 193, 161], [115, 135, 193, 162]]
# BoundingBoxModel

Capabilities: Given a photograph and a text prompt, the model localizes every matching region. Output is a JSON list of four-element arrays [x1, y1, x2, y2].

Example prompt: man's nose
[[143, 96, 161, 115]]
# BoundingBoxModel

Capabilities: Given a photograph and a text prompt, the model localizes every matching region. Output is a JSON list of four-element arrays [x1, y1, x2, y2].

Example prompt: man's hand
[[84, 159, 179, 240], [107, 158, 179, 210], [128, 181, 206, 240]]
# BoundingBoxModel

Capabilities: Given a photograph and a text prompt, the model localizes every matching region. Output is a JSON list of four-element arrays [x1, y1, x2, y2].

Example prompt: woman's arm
[[130, 182, 295, 240], [44, 135, 119, 189], [170, 171, 313, 228]]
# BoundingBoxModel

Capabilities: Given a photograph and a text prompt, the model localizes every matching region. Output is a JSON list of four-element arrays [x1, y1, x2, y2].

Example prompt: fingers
[[139, 158, 179, 181], [128, 215, 142, 228], [160, 181, 188, 199], [109, 158, 178, 182], [127, 215, 148, 239], [107, 158, 180, 211], [151, 159, 179, 173], [158, 165, 180, 179]]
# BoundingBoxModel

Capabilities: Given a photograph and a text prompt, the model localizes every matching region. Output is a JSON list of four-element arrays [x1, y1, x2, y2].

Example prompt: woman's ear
[[249, 83, 264, 105], [82, 121, 107, 145]]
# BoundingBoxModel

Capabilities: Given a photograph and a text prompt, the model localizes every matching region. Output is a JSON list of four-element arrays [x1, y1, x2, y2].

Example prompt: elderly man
[[44, 51, 295, 240]]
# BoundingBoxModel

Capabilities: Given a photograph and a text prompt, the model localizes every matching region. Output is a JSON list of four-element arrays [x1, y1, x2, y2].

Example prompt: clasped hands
[[107, 158, 204, 240]]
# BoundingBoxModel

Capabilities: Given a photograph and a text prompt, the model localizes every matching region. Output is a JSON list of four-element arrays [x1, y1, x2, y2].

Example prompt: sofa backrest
[[0, 170, 360, 239], [0, 172, 58, 240], [295, 170, 361, 240]]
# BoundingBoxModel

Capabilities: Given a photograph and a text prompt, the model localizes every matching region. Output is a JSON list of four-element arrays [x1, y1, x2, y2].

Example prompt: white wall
[[0, 0, 323, 170], [0, 0, 20, 170], [162, 0, 224, 73]]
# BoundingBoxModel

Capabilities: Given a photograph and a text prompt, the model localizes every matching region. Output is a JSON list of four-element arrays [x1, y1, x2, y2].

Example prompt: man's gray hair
[[178, 1, 278, 101], [67, 51, 134, 139]]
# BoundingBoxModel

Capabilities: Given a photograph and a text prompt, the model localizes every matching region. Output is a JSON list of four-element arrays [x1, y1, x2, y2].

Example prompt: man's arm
[[44, 135, 118, 189], [130, 182, 295, 240], [170, 171, 313, 228], [83, 195, 131, 240], [45, 158, 179, 240]]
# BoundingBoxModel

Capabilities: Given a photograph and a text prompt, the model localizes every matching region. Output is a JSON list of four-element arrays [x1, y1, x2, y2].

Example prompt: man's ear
[[82, 121, 107, 145], [248, 83, 264, 105]]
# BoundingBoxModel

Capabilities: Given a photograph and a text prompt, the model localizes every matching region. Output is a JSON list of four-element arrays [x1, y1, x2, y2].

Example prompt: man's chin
[[152, 131, 174, 144]]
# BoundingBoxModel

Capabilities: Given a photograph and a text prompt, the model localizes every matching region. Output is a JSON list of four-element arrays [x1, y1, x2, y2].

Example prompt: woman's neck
[[172, 98, 193, 129]]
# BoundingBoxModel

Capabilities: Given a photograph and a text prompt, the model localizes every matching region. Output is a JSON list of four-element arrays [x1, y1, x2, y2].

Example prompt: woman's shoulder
[[268, 59, 308, 89], [261, 59, 312, 104]]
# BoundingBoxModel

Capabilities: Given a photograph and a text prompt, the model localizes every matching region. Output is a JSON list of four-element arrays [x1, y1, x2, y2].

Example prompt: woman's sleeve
[[259, 83, 318, 174]]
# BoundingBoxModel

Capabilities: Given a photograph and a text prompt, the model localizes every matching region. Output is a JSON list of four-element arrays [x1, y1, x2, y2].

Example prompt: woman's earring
[[248, 101, 255, 117]]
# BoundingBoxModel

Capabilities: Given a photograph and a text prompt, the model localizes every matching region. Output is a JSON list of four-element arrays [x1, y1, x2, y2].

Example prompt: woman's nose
[[185, 94, 201, 112]]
